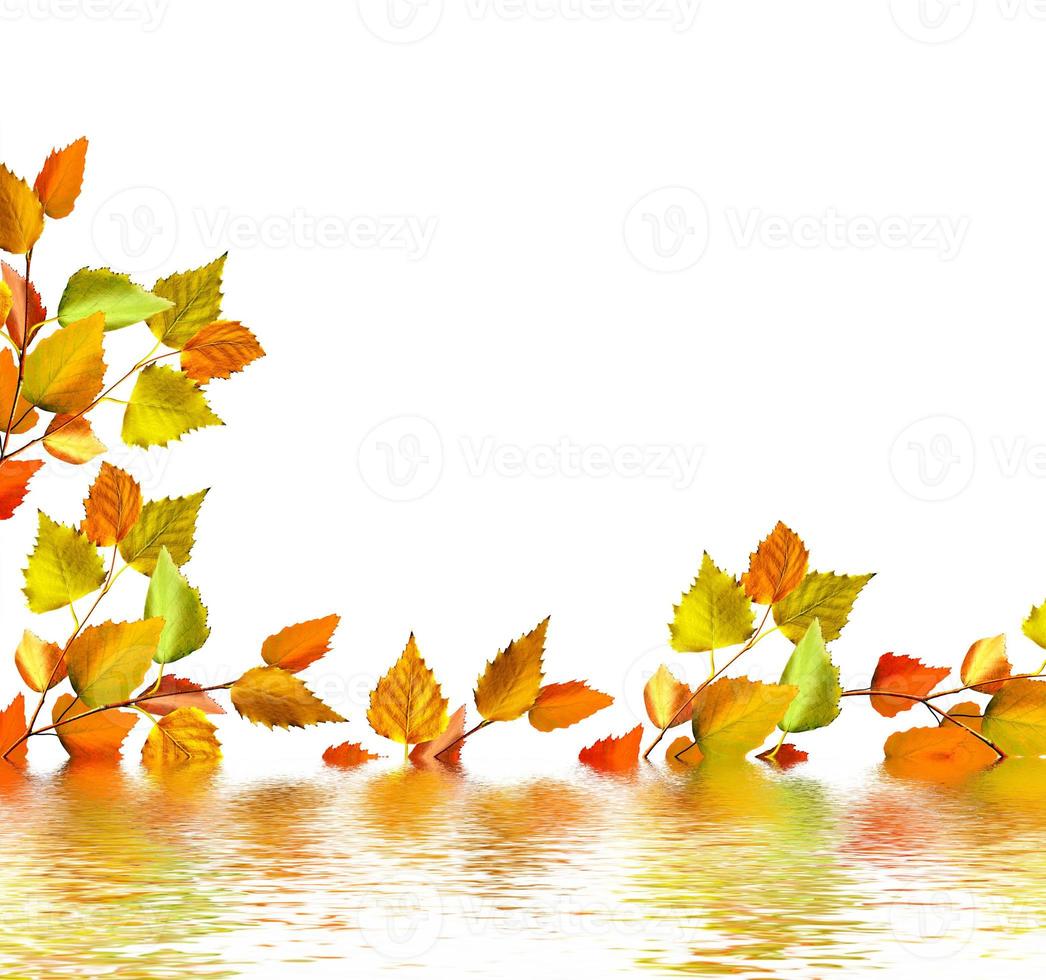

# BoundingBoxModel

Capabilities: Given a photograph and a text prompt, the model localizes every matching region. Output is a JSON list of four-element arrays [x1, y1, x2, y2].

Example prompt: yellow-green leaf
[[983, 679, 1046, 756], [670, 553, 754, 653], [145, 547, 209, 664], [21, 313, 106, 414], [474, 618, 548, 722], [778, 619, 841, 733], [1023, 602, 1046, 651], [122, 364, 223, 448], [65, 618, 164, 708], [691, 676, 797, 760], [771, 571, 874, 643], [58, 268, 173, 330], [23, 512, 105, 613], [231, 666, 345, 729], [141, 706, 221, 767], [118, 488, 208, 574], [148, 254, 226, 348]]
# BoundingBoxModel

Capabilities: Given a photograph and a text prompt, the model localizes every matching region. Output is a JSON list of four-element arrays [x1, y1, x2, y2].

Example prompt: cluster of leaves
[[0, 140, 343, 769]]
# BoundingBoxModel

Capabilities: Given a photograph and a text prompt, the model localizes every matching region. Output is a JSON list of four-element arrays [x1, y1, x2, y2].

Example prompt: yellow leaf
[[0, 164, 44, 254], [741, 522, 809, 604], [118, 488, 207, 574], [670, 553, 754, 653], [141, 706, 221, 767], [82, 462, 143, 546], [23, 512, 105, 613], [52, 693, 136, 762], [148, 254, 226, 348], [643, 664, 695, 729], [43, 414, 106, 464], [65, 618, 164, 708], [474, 618, 548, 722], [771, 570, 874, 643], [122, 364, 223, 448], [691, 676, 797, 760], [21, 313, 106, 414], [528, 680, 613, 732], [231, 665, 345, 729], [983, 679, 1046, 756], [960, 634, 1011, 694], [181, 320, 265, 384], [15, 630, 65, 692], [367, 634, 449, 745], [0, 279, 10, 324], [0, 348, 38, 434]]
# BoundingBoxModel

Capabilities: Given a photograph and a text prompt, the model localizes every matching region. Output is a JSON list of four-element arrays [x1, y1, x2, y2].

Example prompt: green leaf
[[58, 268, 174, 331], [777, 619, 841, 733], [1022, 602, 1046, 651], [983, 679, 1046, 756], [122, 365, 223, 448], [771, 571, 874, 643], [119, 489, 208, 575], [147, 254, 226, 348], [670, 552, 754, 653], [145, 547, 210, 664], [23, 512, 105, 613]]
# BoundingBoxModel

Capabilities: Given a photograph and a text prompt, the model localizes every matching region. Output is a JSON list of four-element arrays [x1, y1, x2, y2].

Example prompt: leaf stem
[[433, 718, 491, 760]]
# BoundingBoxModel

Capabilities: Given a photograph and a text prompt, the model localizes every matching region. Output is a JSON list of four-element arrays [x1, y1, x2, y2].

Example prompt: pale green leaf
[[58, 268, 173, 330], [778, 619, 842, 733], [145, 547, 210, 664]]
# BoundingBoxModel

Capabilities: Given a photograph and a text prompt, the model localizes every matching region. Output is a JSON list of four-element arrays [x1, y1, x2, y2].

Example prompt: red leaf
[[410, 705, 467, 766], [323, 741, 380, 767], [2, 261, 47, 349], [0, 459, 43, 520], [579, 724, 643, 772], [870, 653, 951, 718], [757, 742, 809, 770], [141, 676, 225, 716], [0, 694, 28, 768]]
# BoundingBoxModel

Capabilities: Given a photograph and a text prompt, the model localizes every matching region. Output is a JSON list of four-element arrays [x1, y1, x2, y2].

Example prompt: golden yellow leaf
[[474, 618, 548, 722], [691, 676, 797, 760], [21, 312, 106, 414], [960, 634, 1011, 694], [82, 462, 143, 546], [43, 414, 106, 464], [23, 512, 106, 613], [65, 618, 164, 708], [141, 706, 221, 767], [181, 320, 265, 384], [52, 693, 136, 762], [0, 348, 38, 434], [670, 553, 754, 653], [771, 570, 874, 643], [121, 364, 223, 448], [148, 254, 226, 348], [367, 634, 449, 745], [231, 665, 345, 730], [643, 664, 695, 729], [741, 522, 809, 604], [528, 680, 613, 732], [0, 165, 44, 254], [33, 138, 88, 220], [1023, 601, 1046, 650], [15, 630, 65, 692], [118, 488, 207, 574]]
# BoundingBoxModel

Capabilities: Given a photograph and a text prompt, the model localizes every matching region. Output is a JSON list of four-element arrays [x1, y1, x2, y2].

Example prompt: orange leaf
[[34, 138, 88, 220], [323, 741, 380, 767], [528, 681, 613, 732], [181, 321, 265, 384], [757, 743, 809, 770], [44, 414, 106, 465], [261, 614, 340, 673], [52, 693, 136, 762], [742, 521, 809, 604], [139, 675, 225, 716], [883, 724, 997, 780], [411, 704, 467, 766], [939, 700, 983, 733], [960, 635, 1012, 694], [0, 348, 39, 434], [82, 462, 142, 546], [869, 653, 950, 718], [578, 724, 643, 772], [0, 165, 44, 255], [0, 694, 28, 767], [15, 630, 65, 692], [643, 664, 695, 729], [0, 458, 43, 520], [665, 734, 702, 771], [1, 261, 46, 349]]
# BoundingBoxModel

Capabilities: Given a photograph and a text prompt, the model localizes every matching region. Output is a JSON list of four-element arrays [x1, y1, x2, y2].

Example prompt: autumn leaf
[[118, 488, 207, 574], [231, 665, 345, 729], [368, 634, 449, 746], [0, 280, 10, 330], [82, 463, 143, 547], [578, 725, 643, 772], [528, 681, 613, 732], [940, 700, 983, 733], [756, 743, 809, 770], [33, 138, 88, 219], [21, 312, 106, 414], [58, 268, 173, 330], [1023, 601, 1046, 650], [141, 707, 221, 767], [122, 365, 223, 448], [742, 522, 809, 604], [148, 254, 227, 348], [65, 618, 164, 708], [52, 693, 136, 762], [1, 348, 39, 433], [643, 664, 695, 729], [410, 705, 467, 766], [771, 570, 874, 643], [474, 618, 548, 722], [23, 512, 105, 613], [181, 321, 265, 384], [691, 677, 797, 760], [960, 634, 1012, 695], [983, 679, 1046, 756], [261, 614, 340, 673], [883, 724, 998, 778], [15, 630, 65, 692], [0, 459, 43, 520], [665, 735, 702, 770], [44, 414, 106, 465], [1, 261, 46, 349], [144, 547, 209, 664], [323, 742, 380, 767], [0, 165, 44, 254], [869, 653, 950, 718], [0, 695, 29, 767], [670, 553, 754, 653], [139, 675, 224, 716], [778, 620, 841, 733]]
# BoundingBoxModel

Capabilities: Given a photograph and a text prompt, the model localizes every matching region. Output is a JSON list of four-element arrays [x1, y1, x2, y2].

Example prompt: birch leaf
[[410, 705, 467, 766], [670, 553, 754, 653], [122, 365, 223, 448], [0, 348, 38, 433], [742, 522, 809, 604], [261, 614, 339, 673], [367, 634, 449, 745], [0, 165, 44, 254], [44, 414, 106, 465], [145, 547, 210, 664], [141, 707, 221, 767], [139, 675, 224, 716], [58, 268, 172, 330], [691, 677, 797, 760], [0, 459, 43, 520], [82, 463, 143, 546], [34, 138, 88, 219], [578, 725, 643, 772], [231, 666, 345, 729], [15, 630, 66, 692], [65, 618, 164, 708], [528, 681, 613, 732], [960, 635, 1011, 695], [1, 261, 46, 349], [0, 695, 29, 767], [53, 694, 136, 762], [118, 488, 207, 574], [23, 513, 105, 613], [772, 571, 874, 643], [983, 679, 1046, 756], [643, 664, 695, 729], [777, 619, 841, 733], [148, 254, 226, 348], [323, 742, 380, 767], [181, 320, 265, 384], [870, 653, 950, 718], [21, 312, 106, 414], [474, 617, 547, 722], [1023, 602, 1046, 650]]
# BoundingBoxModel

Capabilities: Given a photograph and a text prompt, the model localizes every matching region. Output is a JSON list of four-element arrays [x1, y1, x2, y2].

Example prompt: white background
[[1, 0, 1045, 775]]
